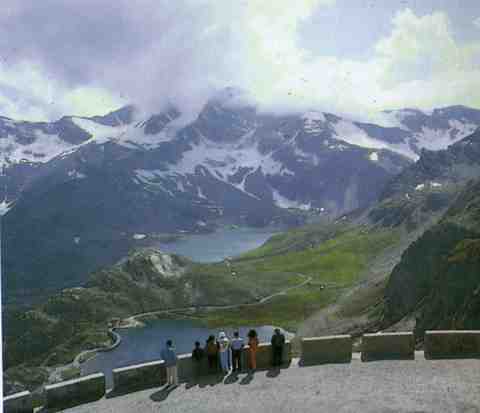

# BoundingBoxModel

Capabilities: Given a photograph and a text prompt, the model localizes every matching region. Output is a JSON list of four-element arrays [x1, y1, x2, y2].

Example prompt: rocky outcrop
[[382, 179, 480, 337]]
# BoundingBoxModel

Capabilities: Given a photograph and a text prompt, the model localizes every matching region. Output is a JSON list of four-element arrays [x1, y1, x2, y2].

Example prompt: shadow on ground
[[150, 384, 179, 402], [266, 367, 281, 378]]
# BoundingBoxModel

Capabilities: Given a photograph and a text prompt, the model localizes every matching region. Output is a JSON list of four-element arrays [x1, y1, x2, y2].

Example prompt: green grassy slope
[[186, 226, 400, 330]]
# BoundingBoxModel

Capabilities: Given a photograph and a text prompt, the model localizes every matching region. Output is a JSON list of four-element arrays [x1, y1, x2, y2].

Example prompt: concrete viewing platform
[[58, 353, 480, 413], [5, 331, 480, 412]]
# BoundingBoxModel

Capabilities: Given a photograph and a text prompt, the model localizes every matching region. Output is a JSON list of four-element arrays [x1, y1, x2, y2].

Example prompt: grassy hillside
[[139, 225, 401, 331]]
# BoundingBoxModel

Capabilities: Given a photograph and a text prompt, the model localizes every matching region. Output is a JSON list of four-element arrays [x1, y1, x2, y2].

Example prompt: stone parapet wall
[[7, 332, 480, 411], [250, 341, 292, 369], [112, 360, 166, 392], [424, 330, 480, 359], [3, 390, 32, 413], [300, 335, 352, 365], [361, 332, 415, 361], [44, 372, 105, 411]]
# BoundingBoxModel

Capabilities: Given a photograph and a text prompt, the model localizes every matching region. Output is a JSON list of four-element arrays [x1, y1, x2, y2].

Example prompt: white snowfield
[[0, 129, 77, 168], [71, 117, 173, 149]]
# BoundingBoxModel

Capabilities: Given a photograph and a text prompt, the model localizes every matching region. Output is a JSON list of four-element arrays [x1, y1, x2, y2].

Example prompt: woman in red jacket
[[247, 329, 259, 372]]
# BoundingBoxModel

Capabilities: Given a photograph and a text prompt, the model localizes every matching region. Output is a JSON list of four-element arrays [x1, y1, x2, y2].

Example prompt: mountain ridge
[[2, 97, 480, 308]]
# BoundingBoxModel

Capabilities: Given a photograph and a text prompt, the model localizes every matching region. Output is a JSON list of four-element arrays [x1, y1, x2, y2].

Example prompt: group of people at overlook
[[160, 328, 286, 387]]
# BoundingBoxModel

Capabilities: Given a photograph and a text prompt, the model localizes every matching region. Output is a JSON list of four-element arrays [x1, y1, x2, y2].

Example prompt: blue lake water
[[82, 226, 284, 387], [82, 320, 286, 388], [154, 226, 278, 262]]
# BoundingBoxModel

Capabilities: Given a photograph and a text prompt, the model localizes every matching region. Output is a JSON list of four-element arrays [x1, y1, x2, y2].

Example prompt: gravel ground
[[59, 353, 480, 413]]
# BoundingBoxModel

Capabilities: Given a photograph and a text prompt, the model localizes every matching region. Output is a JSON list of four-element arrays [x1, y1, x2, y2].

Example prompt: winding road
[[52, 272, 313, 383], [122, 273, 312, 325]]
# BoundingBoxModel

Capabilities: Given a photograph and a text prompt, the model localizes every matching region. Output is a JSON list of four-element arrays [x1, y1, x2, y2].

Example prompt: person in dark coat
[[192, 341, 205, 377], [271, 328, 285, 367], [205, 335, 219, 373]]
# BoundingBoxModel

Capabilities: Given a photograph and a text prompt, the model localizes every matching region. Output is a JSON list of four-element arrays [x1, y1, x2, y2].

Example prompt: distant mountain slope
[[367, 127, 480, 230], [382, 178, 480, 336]]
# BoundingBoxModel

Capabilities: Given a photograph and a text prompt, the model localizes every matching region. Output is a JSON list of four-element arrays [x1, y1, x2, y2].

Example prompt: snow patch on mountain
[[367, 111, 405, 128], [133, 233, 147, 240], [167, 129, 285, 179], [196, 186, 207, 199], [0, 130, 76, 168], [134, 169, 175, 196], [67, 170, 86, 179], [272, 189, 311, 210], [412, 123, 477, 152], [369, 152, 379, 162], [415, 181, 443, 191], [0, 199, 13, 215], [333, 119, 418, 160], [71, 117, 173, 149]]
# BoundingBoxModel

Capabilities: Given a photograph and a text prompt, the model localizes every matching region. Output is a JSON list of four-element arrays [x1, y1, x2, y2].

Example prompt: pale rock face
[[149, 253, 183, 278]]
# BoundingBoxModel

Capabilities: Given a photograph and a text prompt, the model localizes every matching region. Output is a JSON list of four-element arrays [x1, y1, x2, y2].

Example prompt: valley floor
[[58, 354, 480, 413]]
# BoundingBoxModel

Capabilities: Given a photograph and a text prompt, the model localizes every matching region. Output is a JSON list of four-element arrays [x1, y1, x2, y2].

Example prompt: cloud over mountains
[[0, 0, 479, 122]]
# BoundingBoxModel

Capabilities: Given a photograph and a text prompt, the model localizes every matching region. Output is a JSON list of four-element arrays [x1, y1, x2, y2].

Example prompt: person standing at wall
[[161, 339, 178, 387], [192, 341, 205, 378], [271, 328, 286, 367], [231, 331, 244, 373], [218, 332, 231, 374], [205, 335, 219, 373], [247, 329, 259, 372]]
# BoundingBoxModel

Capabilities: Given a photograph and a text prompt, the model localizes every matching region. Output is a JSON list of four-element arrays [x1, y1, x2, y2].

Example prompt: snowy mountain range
[[2, 90, 480, 306], [2, 97, 479, 215]]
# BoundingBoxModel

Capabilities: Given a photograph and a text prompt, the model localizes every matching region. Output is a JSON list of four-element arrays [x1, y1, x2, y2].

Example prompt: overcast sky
[[1, 0, 479, 121]]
